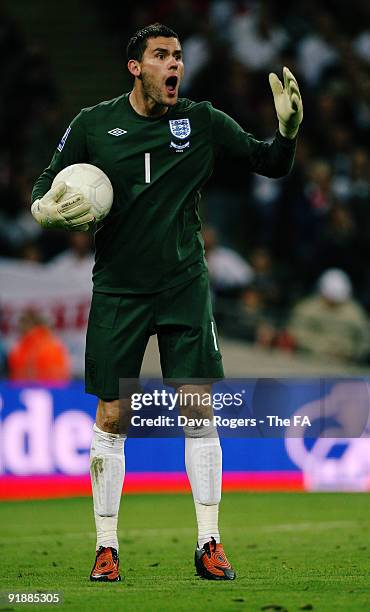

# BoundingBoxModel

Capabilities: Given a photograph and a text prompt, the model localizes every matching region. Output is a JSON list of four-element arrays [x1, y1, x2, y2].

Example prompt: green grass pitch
[[0, 492, 369, 611]]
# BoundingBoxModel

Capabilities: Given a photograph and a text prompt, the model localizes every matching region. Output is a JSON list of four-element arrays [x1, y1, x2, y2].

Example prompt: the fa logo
[[169, 118, 191, 140]]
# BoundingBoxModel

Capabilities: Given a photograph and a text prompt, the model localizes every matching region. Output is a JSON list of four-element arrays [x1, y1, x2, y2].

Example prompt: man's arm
[[210, 67, 303, 178], [32, 112, 88, 202], [31, 111, 94, 231]]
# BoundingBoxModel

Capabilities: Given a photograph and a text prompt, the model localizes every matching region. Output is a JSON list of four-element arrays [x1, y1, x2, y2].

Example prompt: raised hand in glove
[[269, 66, 303, 139]]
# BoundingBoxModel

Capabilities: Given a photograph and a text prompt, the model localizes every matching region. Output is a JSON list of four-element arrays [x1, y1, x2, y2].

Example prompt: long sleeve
[[209, 104, 296, 179], [31, 110, 88, 202]]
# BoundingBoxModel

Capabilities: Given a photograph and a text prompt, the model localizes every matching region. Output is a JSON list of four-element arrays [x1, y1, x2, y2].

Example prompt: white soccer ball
[[52, 163, 113, 222]]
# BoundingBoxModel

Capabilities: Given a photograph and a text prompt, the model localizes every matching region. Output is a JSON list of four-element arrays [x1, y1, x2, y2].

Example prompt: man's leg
[[180, 384, 235, 580], [89, 398, 130, 582], [91, 400, 126, 550], [85, 291, 153, 581], [156, 272, 235, 579], [180, 385, 222, 547]]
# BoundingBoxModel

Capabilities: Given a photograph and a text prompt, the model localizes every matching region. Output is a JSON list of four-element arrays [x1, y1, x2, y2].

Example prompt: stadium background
[[1, 0, 370, 501]]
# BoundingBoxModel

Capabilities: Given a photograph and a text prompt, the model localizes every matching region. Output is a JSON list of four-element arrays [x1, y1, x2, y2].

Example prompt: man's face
[[138, 36, 184, 107]]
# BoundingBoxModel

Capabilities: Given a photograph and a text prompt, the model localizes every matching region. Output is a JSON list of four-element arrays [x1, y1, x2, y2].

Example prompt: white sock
[[194, 502, 220, 548], [90, 423, 126, 551], [184, 431, 222, 548]]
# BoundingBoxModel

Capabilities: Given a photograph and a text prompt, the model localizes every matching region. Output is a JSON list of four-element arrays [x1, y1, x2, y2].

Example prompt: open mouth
[[165, 75, 178, 95]]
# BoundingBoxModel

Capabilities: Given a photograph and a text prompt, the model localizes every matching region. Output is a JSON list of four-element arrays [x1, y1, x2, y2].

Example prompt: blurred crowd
[[0, 7, 64, 262], [2, 0, 370, 378]]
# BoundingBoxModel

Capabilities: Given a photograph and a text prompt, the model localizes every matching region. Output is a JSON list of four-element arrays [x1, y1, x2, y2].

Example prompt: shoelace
[[203, 537, 217, 558], [96, 546, 118, 563]]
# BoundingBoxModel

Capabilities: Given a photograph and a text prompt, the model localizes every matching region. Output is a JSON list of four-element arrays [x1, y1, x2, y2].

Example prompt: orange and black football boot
[[195, 537, 236, 580], [90, 546, 121, 582]]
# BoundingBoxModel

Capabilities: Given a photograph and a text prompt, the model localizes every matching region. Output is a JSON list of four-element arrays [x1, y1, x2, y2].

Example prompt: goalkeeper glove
[[269, 66, 303, 139], [31, 182, 95, 232]]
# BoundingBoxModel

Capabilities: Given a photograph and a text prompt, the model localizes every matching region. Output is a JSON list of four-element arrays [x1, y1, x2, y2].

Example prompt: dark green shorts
[[85, 272, 224, 400]]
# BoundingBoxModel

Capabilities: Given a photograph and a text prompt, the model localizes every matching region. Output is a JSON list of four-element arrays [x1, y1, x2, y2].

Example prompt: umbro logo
[[108, 128, 127, 136]]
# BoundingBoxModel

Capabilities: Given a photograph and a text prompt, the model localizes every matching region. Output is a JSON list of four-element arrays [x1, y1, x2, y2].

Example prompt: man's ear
[[128, 59, 141, 78]]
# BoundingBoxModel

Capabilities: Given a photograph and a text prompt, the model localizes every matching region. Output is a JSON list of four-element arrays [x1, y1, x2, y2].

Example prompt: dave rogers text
[[130, 416, 257, 428]]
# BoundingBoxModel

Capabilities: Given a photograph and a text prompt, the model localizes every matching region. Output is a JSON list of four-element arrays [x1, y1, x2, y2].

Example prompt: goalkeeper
[[31, 23, 303, 582]]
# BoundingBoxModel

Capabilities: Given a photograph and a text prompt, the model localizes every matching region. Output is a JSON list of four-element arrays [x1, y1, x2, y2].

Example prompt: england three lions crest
[[169, 118, 191, 140]]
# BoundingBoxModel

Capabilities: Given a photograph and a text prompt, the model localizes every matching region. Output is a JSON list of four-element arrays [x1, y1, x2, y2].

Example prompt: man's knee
[[183, 423, 218, 438], [96, 399, 120, 433], [178, 384, 214, 421]]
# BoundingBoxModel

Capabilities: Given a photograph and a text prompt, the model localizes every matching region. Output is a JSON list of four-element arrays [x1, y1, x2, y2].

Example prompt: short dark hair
[[126, 23, 180, 62]]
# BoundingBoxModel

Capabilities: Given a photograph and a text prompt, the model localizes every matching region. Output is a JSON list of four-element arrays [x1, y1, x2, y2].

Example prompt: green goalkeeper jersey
[[32, 93, 296, 294]]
